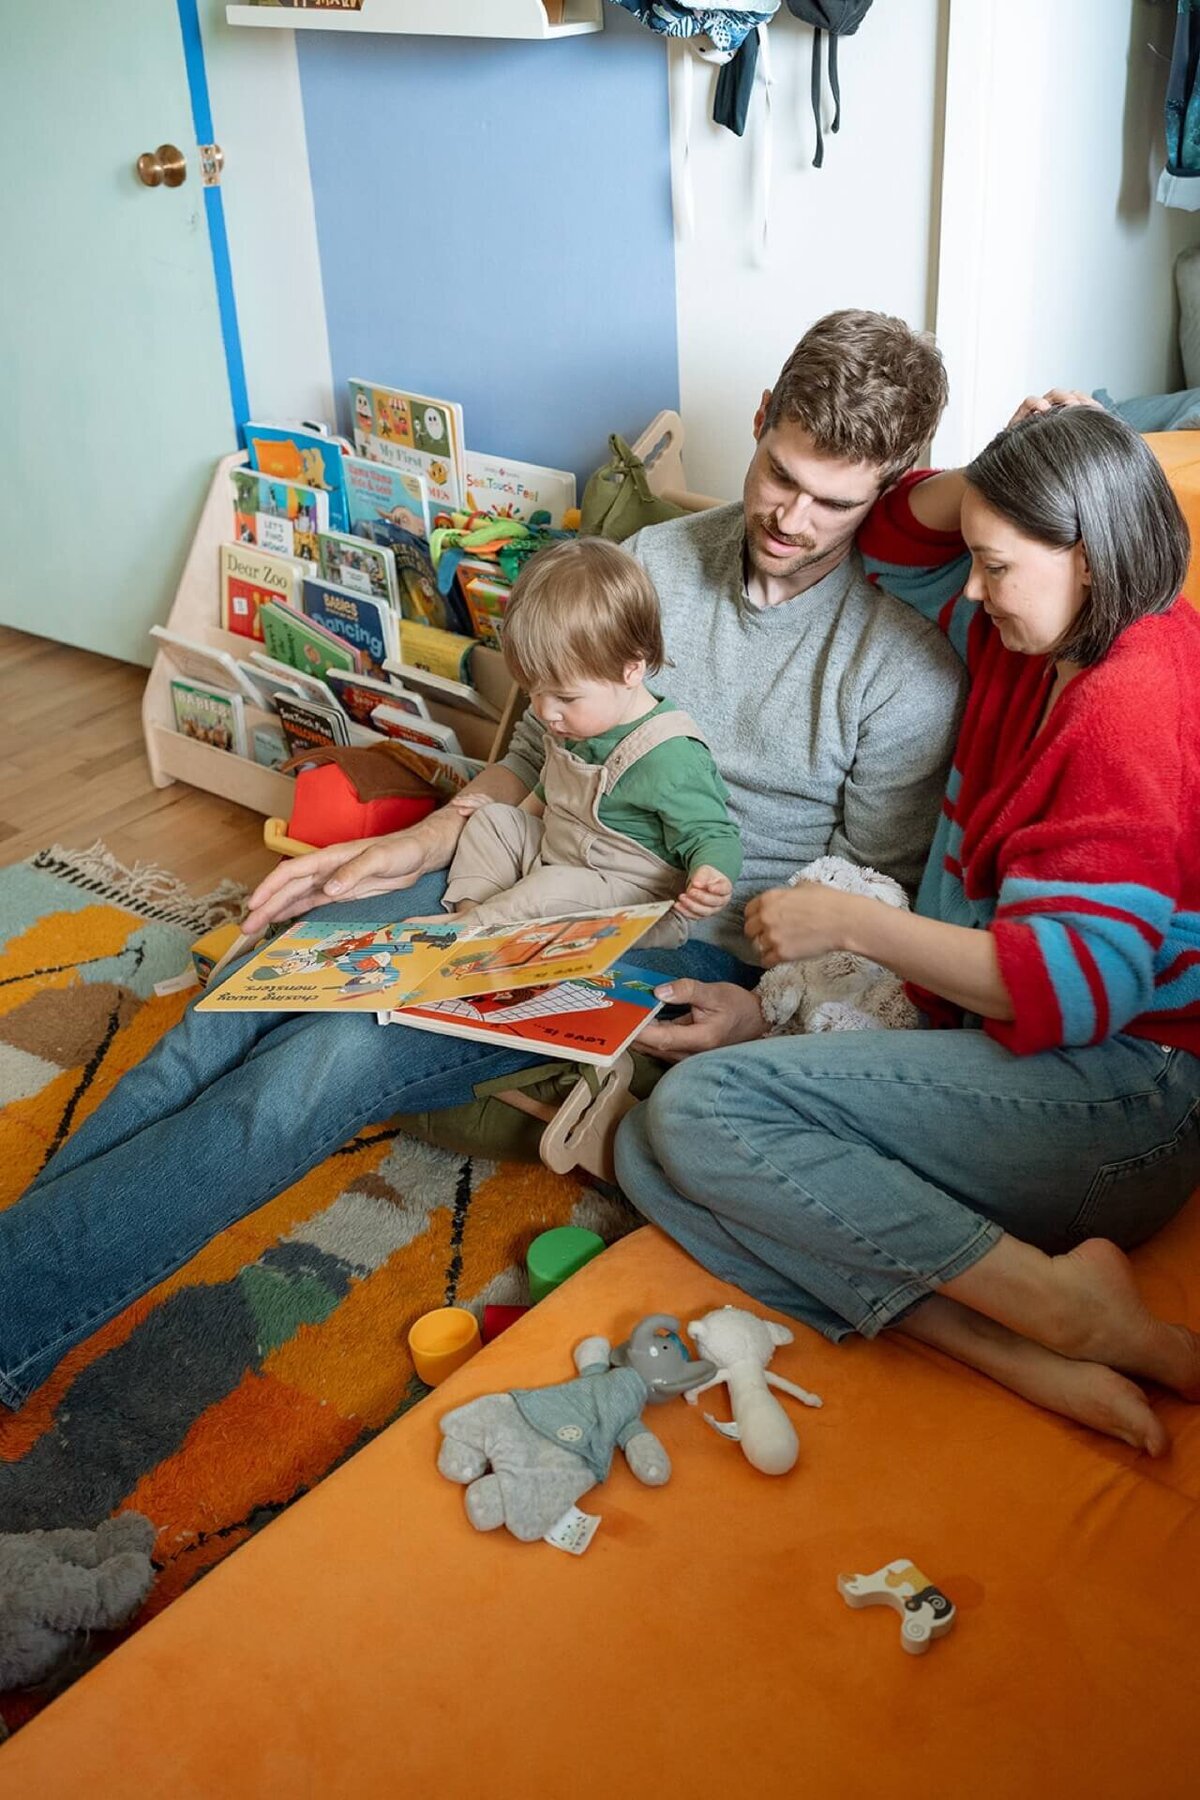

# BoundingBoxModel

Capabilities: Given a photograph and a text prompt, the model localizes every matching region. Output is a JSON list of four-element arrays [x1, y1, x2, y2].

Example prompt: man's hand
[[1006, 388, 1104, 429], [673, 865, 733, 922], [243, 825, 441, 937], [637, 979, 765, 1064], [243, 765, 533, 938], [743, 884, 857, 967]]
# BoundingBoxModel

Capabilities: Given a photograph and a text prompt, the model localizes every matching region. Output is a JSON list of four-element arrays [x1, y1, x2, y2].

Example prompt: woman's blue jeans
[[0, 873, 750, 1409], [614, 1027, 1200, 1342]]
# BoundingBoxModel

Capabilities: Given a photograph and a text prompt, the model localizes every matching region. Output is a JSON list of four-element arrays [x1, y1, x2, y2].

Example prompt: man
[[0, 311, 965, 1411]]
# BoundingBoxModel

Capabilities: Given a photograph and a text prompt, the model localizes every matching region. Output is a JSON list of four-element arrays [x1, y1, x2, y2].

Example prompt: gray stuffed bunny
[[437, 1315, 716, 1542], [0, 1513, 157, 1691]]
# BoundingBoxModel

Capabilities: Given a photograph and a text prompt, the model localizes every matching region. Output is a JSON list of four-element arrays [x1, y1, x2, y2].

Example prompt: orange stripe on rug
[[124, 1371, 362, 1555]]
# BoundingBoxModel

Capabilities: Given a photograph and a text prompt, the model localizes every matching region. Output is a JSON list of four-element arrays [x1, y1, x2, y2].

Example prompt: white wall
[[197, 0, 333, 426], [933, 0, 1200, 464], [671, 4, 947, 501]]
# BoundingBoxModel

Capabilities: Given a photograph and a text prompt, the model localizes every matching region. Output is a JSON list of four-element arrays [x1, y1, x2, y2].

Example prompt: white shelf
[[225, 2, 603, 40]]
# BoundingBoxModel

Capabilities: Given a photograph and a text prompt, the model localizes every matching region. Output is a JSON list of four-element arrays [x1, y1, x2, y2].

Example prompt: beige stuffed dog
[[755, 855, 918, 1036]]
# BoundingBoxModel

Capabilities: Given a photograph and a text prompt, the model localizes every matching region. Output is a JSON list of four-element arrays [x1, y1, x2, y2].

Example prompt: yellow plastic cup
[[408, 1307, 481, 1387]]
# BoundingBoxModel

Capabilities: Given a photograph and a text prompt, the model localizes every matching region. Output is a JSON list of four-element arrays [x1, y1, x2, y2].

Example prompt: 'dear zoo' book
[[197, 905, 671, 1022]]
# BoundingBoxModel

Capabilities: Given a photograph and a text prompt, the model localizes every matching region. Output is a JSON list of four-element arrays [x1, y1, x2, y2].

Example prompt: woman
[[616, 403, 1200, 1455]]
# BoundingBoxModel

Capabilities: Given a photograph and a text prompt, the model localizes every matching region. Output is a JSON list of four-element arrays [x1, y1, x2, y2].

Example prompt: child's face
[[530, 664, 645, 740]]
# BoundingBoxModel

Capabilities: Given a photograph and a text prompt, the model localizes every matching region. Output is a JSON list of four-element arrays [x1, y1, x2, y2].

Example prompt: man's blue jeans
[[614, 1027, 1200, 1342], [0, 873, 751, 1409]]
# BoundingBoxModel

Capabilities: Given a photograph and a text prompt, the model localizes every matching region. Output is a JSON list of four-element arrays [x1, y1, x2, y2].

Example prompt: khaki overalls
[[443, 709, 712, 950]]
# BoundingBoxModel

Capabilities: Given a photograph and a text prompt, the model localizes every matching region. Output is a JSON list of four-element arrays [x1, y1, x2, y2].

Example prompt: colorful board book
[[324, 669, 427, 728], [258, 599, 361, 682], [344, 455, 431, 542], [170, 679, 247, 757], [349, 378, 465, 513], [231, 467, 328, 562], [301, 577, 398, 674], [384, 958, 663, 1068], [197, 905, 671, 1019], [245, 423, 349, 530], [369, 706, 462, 757], [462, 573, 510, 648], [275, 695, 351, 760], [463, 451, 576, 528], [395, 620, 476, 686], [219, 543, 306, 640], [316, 530, 399, 607]]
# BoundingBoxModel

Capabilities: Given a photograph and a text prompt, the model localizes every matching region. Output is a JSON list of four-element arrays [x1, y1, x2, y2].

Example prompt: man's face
[[742, 403, 886, 583]]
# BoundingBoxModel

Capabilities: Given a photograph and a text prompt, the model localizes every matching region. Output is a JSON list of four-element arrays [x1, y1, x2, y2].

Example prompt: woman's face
[[961, 486, 1091, 658]]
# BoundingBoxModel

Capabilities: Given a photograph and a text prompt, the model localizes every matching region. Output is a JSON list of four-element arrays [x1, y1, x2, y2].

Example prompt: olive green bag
[[578, 434, 686, 543], [395, 1053, 667, 1164]]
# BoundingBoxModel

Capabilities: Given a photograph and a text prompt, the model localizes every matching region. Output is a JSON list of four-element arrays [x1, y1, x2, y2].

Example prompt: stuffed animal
[[686, 1307, 823, 1475], [0, 1513, 157, 1691], [755, 854, 918, 1035], [437, 1316, 716, 1541]]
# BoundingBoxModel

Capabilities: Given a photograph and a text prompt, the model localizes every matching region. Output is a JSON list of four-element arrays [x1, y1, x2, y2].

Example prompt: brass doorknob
[[135, 144, 187, 189]]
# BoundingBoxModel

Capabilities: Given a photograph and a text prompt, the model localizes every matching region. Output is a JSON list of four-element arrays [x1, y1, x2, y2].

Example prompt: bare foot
[[901, 1298, 1170, 1455], [1046, 1239, 1200, 1399]]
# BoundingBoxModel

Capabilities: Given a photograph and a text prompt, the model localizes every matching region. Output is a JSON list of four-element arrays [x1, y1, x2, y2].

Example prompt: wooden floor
[[0, 627, 276, 896]]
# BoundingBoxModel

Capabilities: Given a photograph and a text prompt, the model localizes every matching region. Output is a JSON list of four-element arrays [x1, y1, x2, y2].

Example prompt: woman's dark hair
[[965, 405, 1189, 665]]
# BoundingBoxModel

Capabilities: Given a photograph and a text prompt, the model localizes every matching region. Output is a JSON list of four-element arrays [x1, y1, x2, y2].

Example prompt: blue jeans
[[0, 871, 751, 1409], [614, 1027, 1200, 1342]]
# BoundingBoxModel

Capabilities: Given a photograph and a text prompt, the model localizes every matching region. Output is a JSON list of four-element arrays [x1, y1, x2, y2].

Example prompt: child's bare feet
[[1045, 1239, 1200, 1398], [901, 1298, 1170, 1455]]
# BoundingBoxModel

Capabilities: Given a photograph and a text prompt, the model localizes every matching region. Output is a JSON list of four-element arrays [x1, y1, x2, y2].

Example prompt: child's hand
[[674, 866, 733, 921], [448, 792, 495, 820]]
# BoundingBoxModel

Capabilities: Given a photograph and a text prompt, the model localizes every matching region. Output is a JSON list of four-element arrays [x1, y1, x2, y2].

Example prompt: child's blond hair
[[501, 538, 667, 691]]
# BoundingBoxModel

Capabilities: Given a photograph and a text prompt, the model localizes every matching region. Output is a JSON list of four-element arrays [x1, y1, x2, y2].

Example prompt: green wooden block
[[526, 1227, 607, 1302]]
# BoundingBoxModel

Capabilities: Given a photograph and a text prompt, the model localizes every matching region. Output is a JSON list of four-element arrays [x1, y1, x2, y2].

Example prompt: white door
[[0, 1, 238, 665]]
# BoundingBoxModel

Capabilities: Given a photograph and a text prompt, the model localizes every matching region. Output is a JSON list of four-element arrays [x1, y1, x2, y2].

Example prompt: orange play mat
[[2, 1214, 1198, 1798]]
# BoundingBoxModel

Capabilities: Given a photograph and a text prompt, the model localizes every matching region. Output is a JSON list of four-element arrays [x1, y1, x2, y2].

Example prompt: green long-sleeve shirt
[[535, 697, 743, 884]]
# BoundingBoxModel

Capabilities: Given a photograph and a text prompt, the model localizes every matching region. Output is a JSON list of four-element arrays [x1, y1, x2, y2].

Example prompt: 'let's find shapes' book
[[198, 905, 671, 1023], [231, 467, 329, 562]]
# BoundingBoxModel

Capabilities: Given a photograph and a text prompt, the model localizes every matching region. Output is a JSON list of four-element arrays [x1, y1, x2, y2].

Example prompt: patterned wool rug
[[0, 844, 631, 1733]]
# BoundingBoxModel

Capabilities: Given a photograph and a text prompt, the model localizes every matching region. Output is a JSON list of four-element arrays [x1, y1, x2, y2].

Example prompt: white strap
[[669, 40, 696, 242], [752, 23, 774, 267]]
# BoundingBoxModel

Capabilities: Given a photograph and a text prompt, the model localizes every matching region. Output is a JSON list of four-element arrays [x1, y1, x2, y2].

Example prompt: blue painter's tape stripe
[[175, 0, 250, 435]]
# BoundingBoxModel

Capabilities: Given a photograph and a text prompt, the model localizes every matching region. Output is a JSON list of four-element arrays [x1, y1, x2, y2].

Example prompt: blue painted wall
[[296, 9, 678, 491]]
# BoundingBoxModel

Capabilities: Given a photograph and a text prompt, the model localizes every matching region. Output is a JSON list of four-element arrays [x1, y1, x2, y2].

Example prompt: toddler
[[442, 537, 742, 950]]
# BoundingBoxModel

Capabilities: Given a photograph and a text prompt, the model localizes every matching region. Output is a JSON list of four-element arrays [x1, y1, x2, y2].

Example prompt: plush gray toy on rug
[[755, 854, 919, 1036], [437, 1317, 716, 1542], [0, 1513, 157, 1691]]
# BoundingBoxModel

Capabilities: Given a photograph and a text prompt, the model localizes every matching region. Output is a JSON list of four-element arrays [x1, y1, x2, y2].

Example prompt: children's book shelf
[[142, 452, 523, 823], [224, 2, 603, 40]]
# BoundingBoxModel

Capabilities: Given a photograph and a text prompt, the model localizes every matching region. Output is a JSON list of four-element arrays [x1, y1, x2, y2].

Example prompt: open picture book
[[197, 905, 673, 1067]]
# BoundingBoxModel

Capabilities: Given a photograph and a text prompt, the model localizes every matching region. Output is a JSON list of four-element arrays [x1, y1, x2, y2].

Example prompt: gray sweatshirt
[[500, 503, 966, 962]]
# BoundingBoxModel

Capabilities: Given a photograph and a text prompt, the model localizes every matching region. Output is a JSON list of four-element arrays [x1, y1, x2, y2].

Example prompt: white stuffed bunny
[[754, 854, 918, 1036], [686, 1307, 822, 1475]]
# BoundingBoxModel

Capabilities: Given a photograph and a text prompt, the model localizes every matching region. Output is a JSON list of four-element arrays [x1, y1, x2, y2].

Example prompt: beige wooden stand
[[141, 452, 521, 820]]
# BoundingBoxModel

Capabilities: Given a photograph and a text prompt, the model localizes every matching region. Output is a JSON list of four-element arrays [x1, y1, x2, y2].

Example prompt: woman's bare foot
[[1045, 1239, 1200, 1398], [900, 1297, 1170, 1455]]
